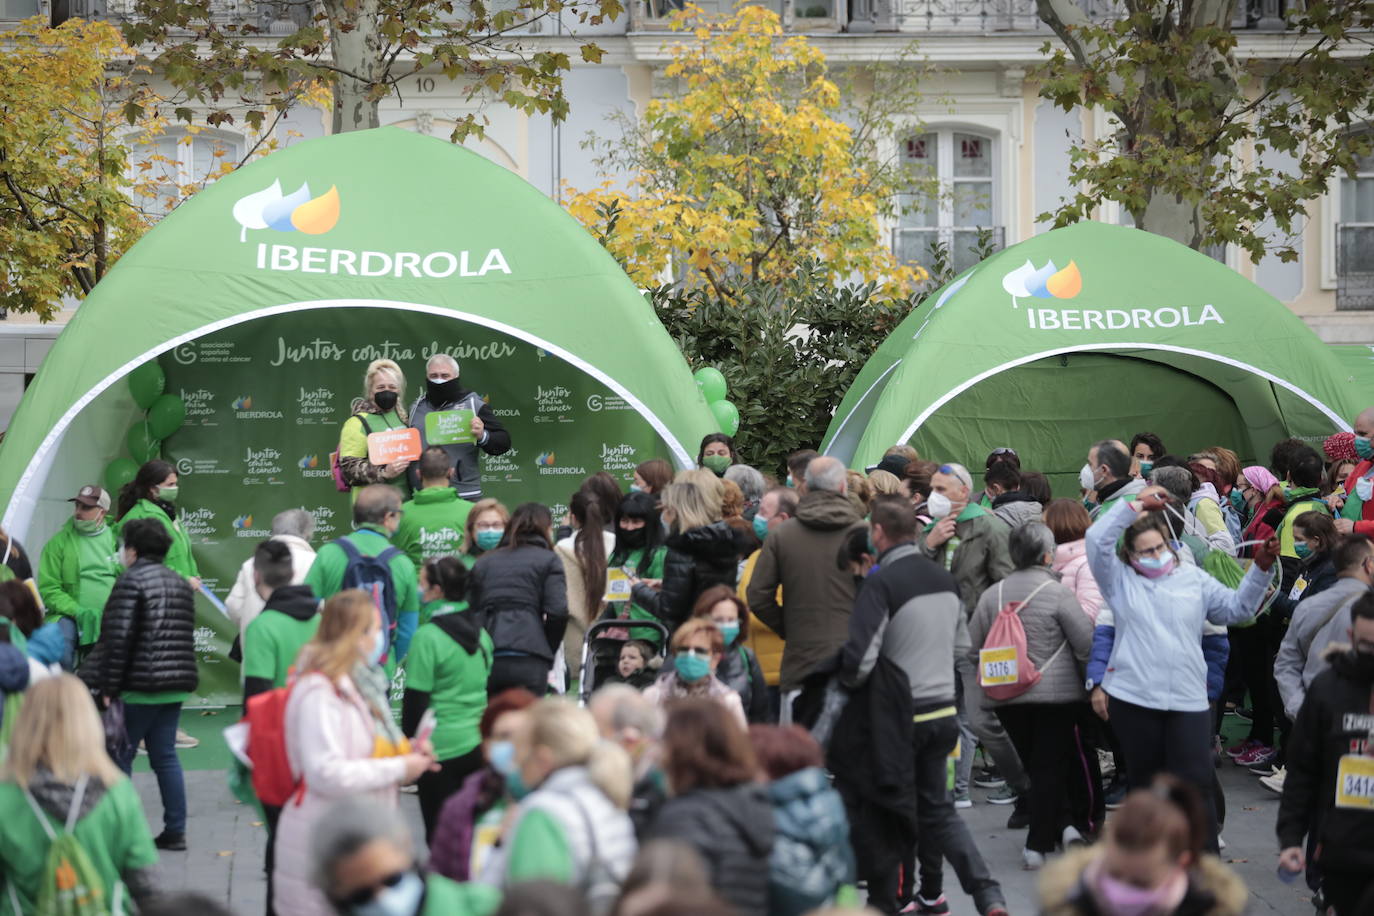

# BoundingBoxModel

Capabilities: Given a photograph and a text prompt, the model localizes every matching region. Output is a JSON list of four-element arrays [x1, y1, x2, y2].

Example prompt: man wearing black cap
[[38, 485, 122, 665], [406, 353, 511, 501]]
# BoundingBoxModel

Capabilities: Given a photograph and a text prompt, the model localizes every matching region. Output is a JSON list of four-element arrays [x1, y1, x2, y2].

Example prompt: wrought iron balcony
[[1337, 223, 1374, 311]]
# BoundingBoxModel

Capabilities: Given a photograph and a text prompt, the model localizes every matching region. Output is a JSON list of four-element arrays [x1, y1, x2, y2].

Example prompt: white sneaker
[[1260, 767, 1287, 795], [1023, 848, 1046, 871], [174, 729, 199, 749], [953, 793, 973, 809], [1218, 835, 1227, 850], [1062, 825, 1087, 849]]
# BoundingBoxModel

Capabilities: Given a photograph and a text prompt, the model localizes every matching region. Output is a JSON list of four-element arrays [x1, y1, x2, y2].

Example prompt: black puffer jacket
[[648, 783, 774, 914], [631, 522, 737, 631], [468, 540, 568, 661], [80, 559, 197, 697]]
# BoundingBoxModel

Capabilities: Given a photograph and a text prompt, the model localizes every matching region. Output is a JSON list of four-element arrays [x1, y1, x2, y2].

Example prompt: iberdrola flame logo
[[1001, 259, 1082, 308], [232, 179, 340, 242]]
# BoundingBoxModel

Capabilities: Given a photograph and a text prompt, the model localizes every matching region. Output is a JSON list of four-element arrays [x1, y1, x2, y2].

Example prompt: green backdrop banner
[[165, 307, 672, 706]]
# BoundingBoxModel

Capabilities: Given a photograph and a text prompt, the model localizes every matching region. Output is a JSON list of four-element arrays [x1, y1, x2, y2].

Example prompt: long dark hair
[[610, 491, 665, 576], [696, 433, 735, 467], [117, 459, 176, 520], [0, 579, 42, 637], [422, 555, 469, 602], [569, 489, 608, 620], [503, 503, 552, 551]]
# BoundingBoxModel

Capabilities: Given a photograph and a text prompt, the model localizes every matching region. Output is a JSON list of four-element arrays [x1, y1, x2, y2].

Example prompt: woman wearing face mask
[[1335, 414, 1374, 537], [632, 460, 674, 498], [1084, 485, 1278, 851], [642, 619, 746, 729], [607, 492, 668, 646], [493, 697, 637, 913], [429, 688, 538, 882], [697, 434, 736, 478], [402, 557, 494, 843], [629, 483, 737, 632], [116, 459, 200, 589], [1039, 775, 1248, 916], [690, 586, 769, 723], [1128, 432, 1166, 481], [337, 359, 412, 498], [468, 503, 568, 697], [462, 500, 510, 569], [273, 590, 438, 916], [1238, 466, 1286, 549]]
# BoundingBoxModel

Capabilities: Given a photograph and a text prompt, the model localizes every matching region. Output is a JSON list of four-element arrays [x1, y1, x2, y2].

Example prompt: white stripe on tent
[[893, 342, 1351, 449], [823, 359, 903, 457], [3, 298, 697, 541]]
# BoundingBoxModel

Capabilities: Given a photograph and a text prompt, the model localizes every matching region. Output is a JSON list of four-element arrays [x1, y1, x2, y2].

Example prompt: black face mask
[[373, 390, 399, 411], [618, 527, 647, 550], [427, 377, 462, 405]]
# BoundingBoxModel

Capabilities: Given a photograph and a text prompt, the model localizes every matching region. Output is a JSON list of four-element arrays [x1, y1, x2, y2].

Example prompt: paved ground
[[135, 757, 1317, 915]]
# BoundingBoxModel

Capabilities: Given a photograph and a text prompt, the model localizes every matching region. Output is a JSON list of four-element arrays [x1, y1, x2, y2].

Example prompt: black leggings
[[1230, 618, 1281, 745], [996, 703, 1103, 853], [1107, 696, 1220, 852], [488, 655, 550, 697], [417, 747, 485, 845]]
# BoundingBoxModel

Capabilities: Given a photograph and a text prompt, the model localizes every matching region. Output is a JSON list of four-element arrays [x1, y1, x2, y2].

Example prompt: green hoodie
[[116, 499, 199, 579], [38, 518, 121, 646], [394, 487, 472, 568]]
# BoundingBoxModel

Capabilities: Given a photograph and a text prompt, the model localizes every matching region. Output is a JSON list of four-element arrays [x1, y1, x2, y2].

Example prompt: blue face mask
[[752, 514, 769, 541], [1139, 460, 1154, 478], [718, 622, 740, 646], [1295, 542, 1313, 559], [474, 529, 502, 551], [366, 627, 386, 666], [504, 767, 531, 800], [675, 651, 711, 683], [1357, 436, 1374, 461], [630, 484, 643, 493], [1229, 489, 1247, 514], [347, 870, 424, 916], [488, 740, 516, 775]]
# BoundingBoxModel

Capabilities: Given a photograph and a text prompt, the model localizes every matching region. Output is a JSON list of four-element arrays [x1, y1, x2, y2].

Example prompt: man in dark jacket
[[1277, 593, 1374, 916], [748, 456, 865, 702], [841, 495, 1007, 916], [407, 354, 511, 501], [81, 517, 197, 851]]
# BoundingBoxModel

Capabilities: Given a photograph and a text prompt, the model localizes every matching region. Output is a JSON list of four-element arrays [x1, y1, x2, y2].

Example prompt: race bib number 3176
[[979, 647, 1018, 687]]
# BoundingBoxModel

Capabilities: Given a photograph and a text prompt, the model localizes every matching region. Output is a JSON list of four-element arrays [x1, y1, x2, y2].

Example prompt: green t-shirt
[[613, 546, 667, 645], [404, 615, 493, 761], [420, 873, 501, 916], [0, 777, 158, 915], [75, 531, 120, 645], [395, 487, 473, 569], [338, 410, 410, 500], [242, 609, 321, 688], [122, 690, 190, 706]]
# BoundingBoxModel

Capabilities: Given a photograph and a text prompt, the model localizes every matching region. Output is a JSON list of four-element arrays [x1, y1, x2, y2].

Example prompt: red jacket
[[1341, 459, 1374, 535]]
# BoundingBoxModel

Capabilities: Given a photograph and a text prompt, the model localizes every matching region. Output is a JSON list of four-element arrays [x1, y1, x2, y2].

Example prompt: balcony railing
[[894, 224, 1005, 279], [1337, 223, 1374, 311]]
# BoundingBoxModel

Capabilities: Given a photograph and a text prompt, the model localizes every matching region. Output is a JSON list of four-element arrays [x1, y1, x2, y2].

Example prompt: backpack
[[243, 684, 301, 808], [978, 579, 1063, 701], [328, 413, 379, 493], [335, 537, 403, 662], [11, 774, 120, 916]]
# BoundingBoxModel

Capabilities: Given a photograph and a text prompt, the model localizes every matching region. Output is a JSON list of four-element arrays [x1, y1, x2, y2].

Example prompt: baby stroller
[[577, 617, 669, 705]]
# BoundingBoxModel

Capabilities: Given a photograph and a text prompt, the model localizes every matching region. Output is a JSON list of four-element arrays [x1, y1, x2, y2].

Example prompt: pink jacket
[[272, 672, 408, 916], [1053, 540, 1103, 622]]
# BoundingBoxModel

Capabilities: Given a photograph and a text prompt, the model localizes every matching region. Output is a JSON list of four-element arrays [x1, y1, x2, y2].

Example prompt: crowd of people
[[0, 353, 1372, 916]]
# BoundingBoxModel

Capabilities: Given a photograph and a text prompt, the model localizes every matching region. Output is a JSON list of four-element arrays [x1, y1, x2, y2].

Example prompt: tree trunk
[[326, 0, 386, 133], [1133, 191, 1206, 250]]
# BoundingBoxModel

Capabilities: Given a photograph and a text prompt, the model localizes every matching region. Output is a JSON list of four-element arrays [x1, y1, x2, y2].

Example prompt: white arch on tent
[[893, 342, 1351, 449], [2, 298, 697, 541]]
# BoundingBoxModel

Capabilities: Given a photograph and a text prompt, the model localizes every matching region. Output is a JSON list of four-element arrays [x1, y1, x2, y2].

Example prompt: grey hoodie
[[1275, 576, 1369, 720]]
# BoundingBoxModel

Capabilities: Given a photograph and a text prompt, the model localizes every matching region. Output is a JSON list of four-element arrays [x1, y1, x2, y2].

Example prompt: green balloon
[[147, 393, 187, 439], [105, 457, 139, 494], [126, 421, 160, 463], [710, 399, 740, 436], [128, 362, 165, 410], [694, 367, 728, 404]]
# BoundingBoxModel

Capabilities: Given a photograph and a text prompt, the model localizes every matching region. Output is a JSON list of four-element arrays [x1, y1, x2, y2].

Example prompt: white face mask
[[1079, 464, 1096, 491], [927, 491, 953, 519]]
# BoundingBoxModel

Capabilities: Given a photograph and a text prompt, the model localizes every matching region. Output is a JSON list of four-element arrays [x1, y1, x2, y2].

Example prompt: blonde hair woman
[[272, 590, 436, 916], [630, 483, 738, 630], [0, 675, 159, 912], [336, 358, 411, 497], [495, 697, 636, 913], [867, 469, 903, 497]]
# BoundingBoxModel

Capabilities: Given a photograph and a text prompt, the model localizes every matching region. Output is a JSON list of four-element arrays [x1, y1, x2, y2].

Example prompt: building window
[[129, 128, 245, 217], [1337, 134, 1374, 309], [895, 128, 1002, 276]]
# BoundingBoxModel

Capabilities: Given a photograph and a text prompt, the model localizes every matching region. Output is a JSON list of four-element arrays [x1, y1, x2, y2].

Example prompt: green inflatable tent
[[0, 129, 716, 701], [823, 222, 1366, 493]]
